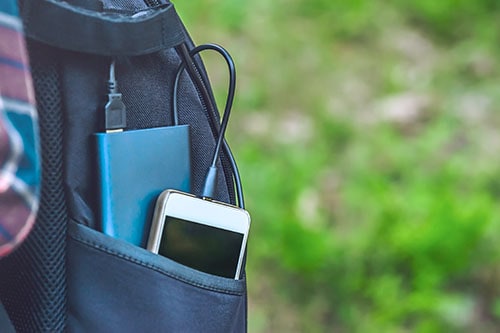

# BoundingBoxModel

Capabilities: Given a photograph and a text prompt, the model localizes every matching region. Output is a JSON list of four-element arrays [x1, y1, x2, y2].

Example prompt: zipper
[[176, 43, 237, 204]]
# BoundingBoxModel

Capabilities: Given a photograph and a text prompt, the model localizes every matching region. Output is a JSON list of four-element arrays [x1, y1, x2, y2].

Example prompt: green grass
[[174, 0, 500, 331]]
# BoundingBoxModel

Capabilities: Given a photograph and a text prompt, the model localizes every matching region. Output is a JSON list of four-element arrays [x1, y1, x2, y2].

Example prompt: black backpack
[[0, 0, 247, 332]]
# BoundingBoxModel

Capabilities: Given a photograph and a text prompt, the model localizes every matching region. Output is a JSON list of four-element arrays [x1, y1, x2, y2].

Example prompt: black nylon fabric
[[67, 222, 246, 333]]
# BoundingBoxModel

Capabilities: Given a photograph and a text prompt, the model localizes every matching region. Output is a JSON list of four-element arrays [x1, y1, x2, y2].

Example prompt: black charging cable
[[173, 44, 245, 209], [176, 44, 242, 208]]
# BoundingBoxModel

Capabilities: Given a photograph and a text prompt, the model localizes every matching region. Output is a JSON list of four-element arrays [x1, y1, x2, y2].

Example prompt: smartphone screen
[[158, 216, 244, 278]]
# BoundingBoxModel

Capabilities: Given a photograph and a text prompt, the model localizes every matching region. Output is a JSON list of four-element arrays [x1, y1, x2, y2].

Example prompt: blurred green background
[[175, 1, 500, 332]]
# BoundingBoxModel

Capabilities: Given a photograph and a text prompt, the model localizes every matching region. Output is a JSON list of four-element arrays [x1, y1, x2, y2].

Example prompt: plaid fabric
[[0, 0, 40, 257]]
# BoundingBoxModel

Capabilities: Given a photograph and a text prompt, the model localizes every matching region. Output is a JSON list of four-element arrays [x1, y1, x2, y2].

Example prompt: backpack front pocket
[[66, 221, 246, 333]]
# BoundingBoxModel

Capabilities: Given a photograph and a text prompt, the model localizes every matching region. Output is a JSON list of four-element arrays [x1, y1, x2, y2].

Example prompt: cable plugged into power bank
[[105, 61, 127, 132], [97, 59, 192, 247], [174, 43, 238, 201]]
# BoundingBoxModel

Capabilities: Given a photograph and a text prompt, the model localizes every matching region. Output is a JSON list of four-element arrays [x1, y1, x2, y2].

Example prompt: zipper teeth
[[193, 64, 219, 135], [174, 44, 237, 203]]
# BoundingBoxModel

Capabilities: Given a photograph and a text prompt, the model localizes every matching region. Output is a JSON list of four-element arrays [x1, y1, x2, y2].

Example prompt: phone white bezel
[[147, 189, 250, 280]]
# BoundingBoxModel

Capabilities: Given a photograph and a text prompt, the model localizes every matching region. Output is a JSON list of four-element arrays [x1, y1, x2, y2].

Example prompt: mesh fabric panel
[[0, 43, 67, 332]]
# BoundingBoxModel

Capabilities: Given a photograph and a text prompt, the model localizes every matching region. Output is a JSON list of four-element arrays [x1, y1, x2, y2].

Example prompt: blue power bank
[[95, 125, 191, 247]]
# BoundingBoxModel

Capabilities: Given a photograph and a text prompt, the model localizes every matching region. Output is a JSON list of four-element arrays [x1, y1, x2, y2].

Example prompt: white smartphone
[[147, 190, 250, 280]]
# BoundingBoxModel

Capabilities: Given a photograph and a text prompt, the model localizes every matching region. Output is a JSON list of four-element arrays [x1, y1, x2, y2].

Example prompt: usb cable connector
[[105, 92, 126, 132], [105, 61, 126, 132]]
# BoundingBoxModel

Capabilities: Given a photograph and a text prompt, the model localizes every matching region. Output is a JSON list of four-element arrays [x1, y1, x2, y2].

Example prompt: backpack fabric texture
[[0, 0, 247, 332]]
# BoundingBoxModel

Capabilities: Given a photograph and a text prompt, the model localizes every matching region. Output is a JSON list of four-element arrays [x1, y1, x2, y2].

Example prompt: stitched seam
[[69, 232, 244, 296]]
